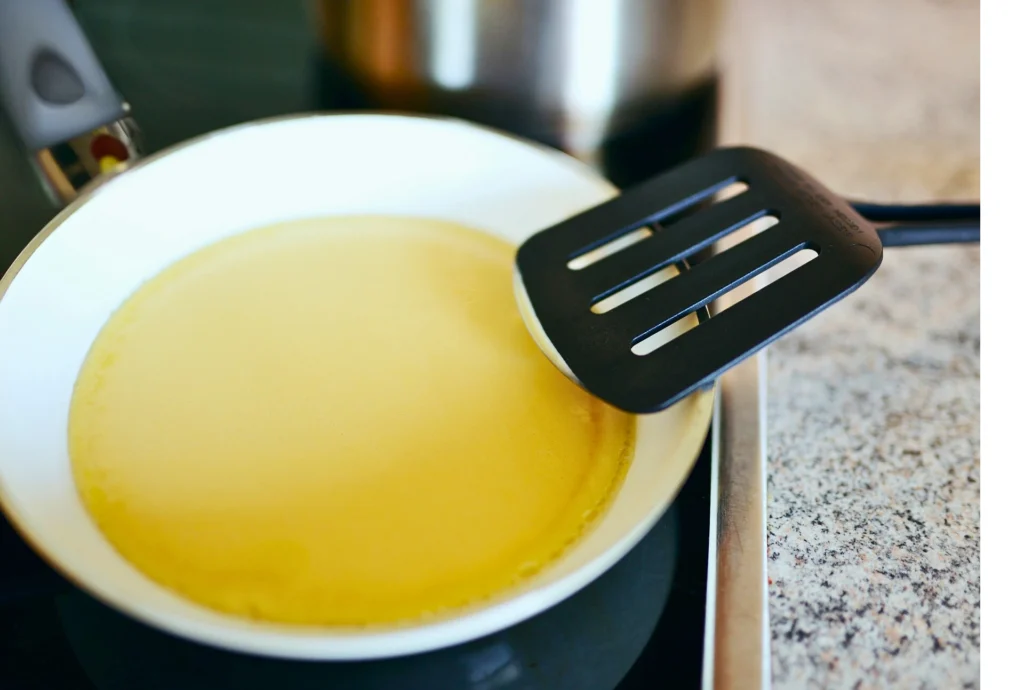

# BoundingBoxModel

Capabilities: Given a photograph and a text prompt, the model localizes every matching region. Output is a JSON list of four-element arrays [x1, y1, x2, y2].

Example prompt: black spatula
[[514, 146, 979, 414]]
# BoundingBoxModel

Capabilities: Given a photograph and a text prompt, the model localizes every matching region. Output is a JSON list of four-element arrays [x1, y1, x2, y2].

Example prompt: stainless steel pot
[[314, 0, 721, 164]]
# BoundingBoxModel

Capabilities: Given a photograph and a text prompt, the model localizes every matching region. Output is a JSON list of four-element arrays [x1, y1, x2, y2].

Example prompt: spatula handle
[[850, 202, 980, 247], [874, 221, 979, 247], [850, 201, 980, 224]]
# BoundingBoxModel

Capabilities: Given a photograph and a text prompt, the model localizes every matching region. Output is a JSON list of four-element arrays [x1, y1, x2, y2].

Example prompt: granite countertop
[[721, 0, 980, 687]]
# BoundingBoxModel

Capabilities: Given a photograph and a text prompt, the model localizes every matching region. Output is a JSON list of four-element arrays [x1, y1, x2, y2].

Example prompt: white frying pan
[[0, 0, 714, 661]]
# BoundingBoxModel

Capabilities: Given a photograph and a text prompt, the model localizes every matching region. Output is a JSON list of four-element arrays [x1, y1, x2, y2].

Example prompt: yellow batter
[[68, 216, 634, 626]]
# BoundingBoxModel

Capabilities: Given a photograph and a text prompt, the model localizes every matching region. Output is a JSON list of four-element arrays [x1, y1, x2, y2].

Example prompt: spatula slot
[[713, 247, 819, 313], [675, 181, 752, 268], [590, 264, 680, 314], [567, 227, 653, 270], [713, 180, 751, 203], [589, 211, 779, 315], [565, 177, 750, 271], [629, 242, 819, 356], [656, 180, 751, 228]]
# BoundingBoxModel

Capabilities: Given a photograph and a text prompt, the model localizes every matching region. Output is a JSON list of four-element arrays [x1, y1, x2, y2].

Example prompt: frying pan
[[0, 0, 714, 661]]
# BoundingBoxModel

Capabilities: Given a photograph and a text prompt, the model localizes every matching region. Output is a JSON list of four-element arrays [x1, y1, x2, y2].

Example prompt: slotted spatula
[[514, 146, 979, 414]]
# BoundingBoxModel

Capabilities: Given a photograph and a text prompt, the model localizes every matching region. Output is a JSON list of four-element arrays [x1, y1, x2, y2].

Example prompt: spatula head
[[514, 146, 883, 414]]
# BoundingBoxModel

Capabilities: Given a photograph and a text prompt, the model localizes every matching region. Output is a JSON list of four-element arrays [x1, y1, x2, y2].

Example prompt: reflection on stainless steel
[[314, 0, 720, 163], [713, 353, 769, 690], [710, 27, 770, 679], [32, 116, 142, 206], [711, 225, 770, 690], [430, 0, 477, 90], [461, 642, 522, 688]]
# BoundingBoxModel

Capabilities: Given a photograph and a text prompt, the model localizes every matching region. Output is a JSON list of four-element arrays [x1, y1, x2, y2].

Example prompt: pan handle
[[0, 0, 119, 600], [0, 0, 141, 205], [0, 0, 126, 150]]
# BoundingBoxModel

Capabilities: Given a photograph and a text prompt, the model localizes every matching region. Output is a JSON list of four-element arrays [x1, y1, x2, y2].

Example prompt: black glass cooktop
[[0, 438, 713, 690], [0, 2, 719, 689]]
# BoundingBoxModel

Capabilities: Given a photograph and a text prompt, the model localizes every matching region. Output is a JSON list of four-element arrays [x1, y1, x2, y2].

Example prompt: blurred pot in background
[[313, 0, 722, 168]]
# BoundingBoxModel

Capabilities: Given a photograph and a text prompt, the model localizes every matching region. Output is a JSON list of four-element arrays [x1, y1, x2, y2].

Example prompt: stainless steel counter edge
[[709, 4, 771, 685], [709, 250, 771, 689], [712, 352, 770, 690]]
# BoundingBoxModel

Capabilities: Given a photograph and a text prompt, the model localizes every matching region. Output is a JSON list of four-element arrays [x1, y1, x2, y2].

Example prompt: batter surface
[[69, 216, 634, 625]]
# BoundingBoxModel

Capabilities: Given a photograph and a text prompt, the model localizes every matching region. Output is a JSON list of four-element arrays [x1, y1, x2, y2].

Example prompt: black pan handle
[[850, 201, 980, 247]]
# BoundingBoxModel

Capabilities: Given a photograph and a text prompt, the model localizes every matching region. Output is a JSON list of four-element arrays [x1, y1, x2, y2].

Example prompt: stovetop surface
[[0, 2, 720, 688], [0, 437, 713, 690]]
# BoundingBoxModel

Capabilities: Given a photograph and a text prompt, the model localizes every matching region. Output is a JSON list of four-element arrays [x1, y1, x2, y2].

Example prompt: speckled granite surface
[[766, 245, 979, 689], [723, 0, 980, 687]]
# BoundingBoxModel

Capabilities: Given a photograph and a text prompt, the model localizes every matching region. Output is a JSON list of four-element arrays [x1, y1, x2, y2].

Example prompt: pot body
[[314, 0, 721, 163]]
